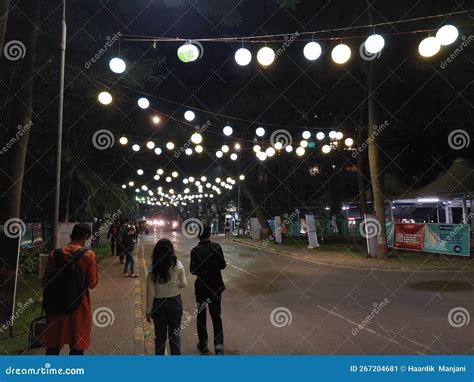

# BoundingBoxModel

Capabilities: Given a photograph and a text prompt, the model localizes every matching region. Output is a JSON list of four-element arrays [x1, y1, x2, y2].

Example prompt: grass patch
[[0, 243, 110, 355]]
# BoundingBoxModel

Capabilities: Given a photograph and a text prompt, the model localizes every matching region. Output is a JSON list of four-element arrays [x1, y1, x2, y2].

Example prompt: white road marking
[[227, 260, 260, 279]]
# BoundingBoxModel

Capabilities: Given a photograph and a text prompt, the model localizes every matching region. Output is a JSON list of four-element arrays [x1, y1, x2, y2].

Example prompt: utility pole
[[52, 0, 66, 247]]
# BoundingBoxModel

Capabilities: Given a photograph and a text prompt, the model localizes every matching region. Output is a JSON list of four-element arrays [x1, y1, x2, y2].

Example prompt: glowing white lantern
[[256, 151, 267, 161], [329, 130, 337, 139], [345, 138, 354, 147], [200, 176, 207, 182], [331, 44, 351, 64], [195, 145, 203, 153], [436, 25, 458, 46], [152, 115, 160, 124], [336, 132, 344, 140], [235, 48, 252, 66], [253, 145, 261, 153], [132, 144, 140, 152], [302, 130, 311, 139], [189, 177, 195, 182], [234, 142, 241, 150], [137, 97, 150, 109], [322, 144, 331, 154], [109, 57, 126, 74], [137, 169, 144, 175], [316, 132, 325, 140], [285, 145, 293, 153], [257, 47, 275, 66], [364, 34, 385, 54], [172, 171, 178, 178], [221, 145, 230, 153], [418, 37, 440, 57], [230, 153, 238, 161], [256, 127, 265, 137], [223, 125, 233, 136], [184, 110, 195, 121], [154, 147, 162, 155], [300, 140, 308, 148], [177, 43, 201, 63], [157, 169, 164, 175], [98, 91, 112, 105], [185, 148, 193, 156], [128, 181, 134, 187], [266, 147, 276, 157], [191, 133, 203, 144], [303, 42, 322, 61], [166, 177, 172, 183], [296, 147, 305, 156], [239, 175, 245, 180], [274, 142, 283, 150], [146, 141, 155, 149], [216, 151, 223, 158], [119, 137, 128, 145], [122, 184, 126, 189], [166, 142, 175, 150], [154, 175, 160, 181]]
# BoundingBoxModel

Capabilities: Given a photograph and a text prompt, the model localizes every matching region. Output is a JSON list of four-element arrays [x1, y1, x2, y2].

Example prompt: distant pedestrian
[[146, 239, 187, 355], [190, 225, 226, 355], [123, 225, 138, 278], [41, 223, 99, 355], [224, 219, 230, 238], [107, 220, 120, 256], [212, 218, 218, 236], [117, 220, 129, 264]]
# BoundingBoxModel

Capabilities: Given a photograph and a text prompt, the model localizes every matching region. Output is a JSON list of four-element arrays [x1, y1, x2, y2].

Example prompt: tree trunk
[[64, 171, 73, 222], [357, 100, 368, 216], [0, 0, 10, 54], [2, 0, 41, 220], [239, 181, 272, 238]]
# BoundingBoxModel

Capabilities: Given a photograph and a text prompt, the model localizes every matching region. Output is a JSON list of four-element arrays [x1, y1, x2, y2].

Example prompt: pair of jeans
[[196, 292, 223, 351], [151, 295, 183, 355], [45, 347, 84, 355], [124, 250, 134, 274]]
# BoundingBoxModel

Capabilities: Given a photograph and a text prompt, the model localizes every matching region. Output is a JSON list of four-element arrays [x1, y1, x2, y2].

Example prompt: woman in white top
[[146, 238, 187, 355]]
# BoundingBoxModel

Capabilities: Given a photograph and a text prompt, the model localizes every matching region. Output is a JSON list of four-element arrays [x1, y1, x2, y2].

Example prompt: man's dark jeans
[[196, 292, 223, 351], [151, 295, 183, 355]]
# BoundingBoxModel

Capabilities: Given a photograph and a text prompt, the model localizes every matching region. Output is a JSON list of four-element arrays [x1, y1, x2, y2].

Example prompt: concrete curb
[[133, 250, 145, 355], [232, 239, 474, 273]]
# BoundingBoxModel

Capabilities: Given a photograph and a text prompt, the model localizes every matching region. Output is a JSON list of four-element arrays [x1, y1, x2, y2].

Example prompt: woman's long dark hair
[[151, 239, 177, 284]]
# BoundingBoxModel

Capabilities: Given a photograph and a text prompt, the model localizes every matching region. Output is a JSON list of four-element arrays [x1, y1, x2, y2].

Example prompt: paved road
[[137, 230, 473, 355]]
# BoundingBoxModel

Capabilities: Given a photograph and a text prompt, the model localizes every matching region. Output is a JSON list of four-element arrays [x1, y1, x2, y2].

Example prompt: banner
[[306, 214, 319, 249], [386, 222, 394, 247], [424, 224, 470, 257], [393, 223, 425, 251], [0, 233, 21, 338]]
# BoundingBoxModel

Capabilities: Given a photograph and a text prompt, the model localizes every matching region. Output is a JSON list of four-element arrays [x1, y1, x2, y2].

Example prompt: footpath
[[232, 238, 474, 272]]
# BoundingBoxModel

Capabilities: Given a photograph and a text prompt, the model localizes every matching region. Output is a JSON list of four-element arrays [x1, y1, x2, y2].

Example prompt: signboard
[[0, 233, 21, 338], [393, 223, 425, 251], [424, 223, 470, 257], [306, 214, 319, 249], [386, 222, 394, 247], [57, 222, 92, 249]]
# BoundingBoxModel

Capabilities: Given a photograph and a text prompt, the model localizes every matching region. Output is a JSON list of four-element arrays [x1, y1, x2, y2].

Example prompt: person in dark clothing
[[107, 220, 121, 256], [190, 225, 226, 355], [123, 225, 138, 278]]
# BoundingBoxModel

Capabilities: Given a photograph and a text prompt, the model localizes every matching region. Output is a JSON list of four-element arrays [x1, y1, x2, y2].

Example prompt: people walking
[[224, 219, 231, 238], [107, 220, 121, 256], [41, 223, 99, 355], [190, 225, 227, 355], [146, 239, 187, 355], [123, 224, 138, 278]]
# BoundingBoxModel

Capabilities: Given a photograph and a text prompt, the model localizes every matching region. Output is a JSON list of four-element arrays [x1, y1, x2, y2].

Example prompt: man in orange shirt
[[42, 223, 99, 355]]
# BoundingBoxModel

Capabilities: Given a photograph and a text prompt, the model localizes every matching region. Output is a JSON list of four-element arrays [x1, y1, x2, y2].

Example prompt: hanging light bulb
[[364, 34, 385, 54], [191, 133, 203, 144], [322, 145, 331, 154], [137, 97, 150, 109], [316, 132, 325, 140], [329, 131, 337, 139], [216, 150, 223, 158], [185, 148, 193, 156], [146, 141, 155, 149], [266, 147, 276, 157], [303, 41, 322, 61], [221, 145, 230, 153], [177, 42, 201, 63], [98, 91, 112, 105], [302, 130, 311, 140], [253, 145, 261, 153], [223, 125, 233, 136], [331, 43, 351, 64], [109, 57, 126, 74], [285, 145, 293, 153], [184, 110, 195, 121], [235, 48, 252, 66], [418, 37, 441, 57], [172, 171, 179, 178], [436, 25, 458, 46], [234, 142, 241, 151], [257, 47, 275, 66], [154, 147, 162, 155], [300, 140, 308, 148], [296, 147, 305, 156], [152, 115, 161, 124], [119, 137, 128, 145], [195, 145, 204, 153], [274, 142, 283, 150], [166, 142, 175, 150], [230, 153, 238, 161], [256, 127, 265, 137], [256, 151, 267, 161], [344, 138, 354, 147], [137, 169, 144, 176], [132, 144, 140, 152]]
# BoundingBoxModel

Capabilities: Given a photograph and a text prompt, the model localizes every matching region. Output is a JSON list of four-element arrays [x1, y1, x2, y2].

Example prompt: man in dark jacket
[[190, 224, 226, 355]]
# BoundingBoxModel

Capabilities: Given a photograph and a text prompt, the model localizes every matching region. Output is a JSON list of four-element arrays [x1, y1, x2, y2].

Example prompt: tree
[[0, 0, 10, 54]]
